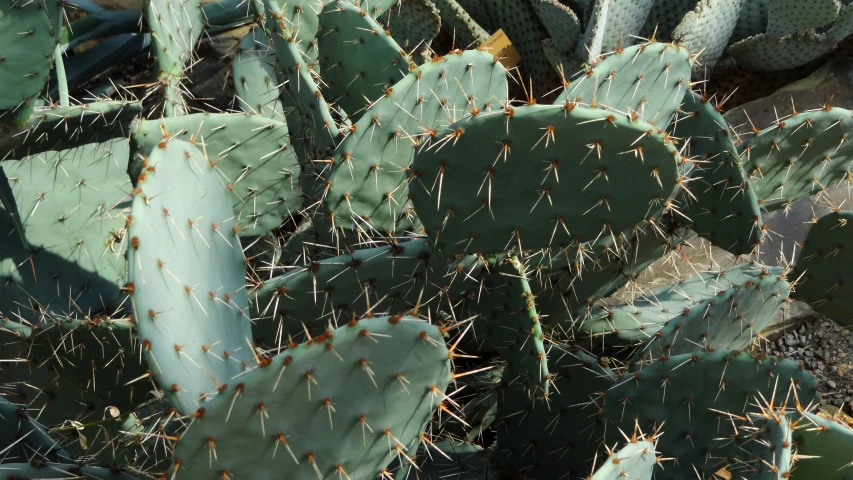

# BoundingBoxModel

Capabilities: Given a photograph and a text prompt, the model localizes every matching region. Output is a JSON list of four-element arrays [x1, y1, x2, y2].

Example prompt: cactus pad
[[766, 0, 840, 37], [604, 350, 819, 479], [317, 1, 413, 116], [322, 49, 507, 234], [555, 42, 692, 127], [131, 113, 301, 237], [670, 0, 745, 73], [1, 100, 142, 160], [631, 264, 790, 361], [790, 410, 853, 477], [252, 239, 486, 347], [792, 210, 853, 326], [581, 263, 785, 346], [233, 27, 284, 119], [0, 140, 131, 318], [483, 256, 550, 393], [271, 31, 341, 153], [0, 0, 62, 117], [411, 103, 681, 255], [128, 138, 253, 414], [588, 438, 657, 480], [739, 107, 853, 211], [529, 0, 581, 53], [673, 91, 763, 255], [728, 31, 834, 72], [384, 0, 441, 58], [172, 315, 451, 479]]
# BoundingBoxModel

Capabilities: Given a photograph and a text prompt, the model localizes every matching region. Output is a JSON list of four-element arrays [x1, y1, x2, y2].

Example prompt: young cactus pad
[[411, 103, 681, 255], [172, 315, 451, 479]]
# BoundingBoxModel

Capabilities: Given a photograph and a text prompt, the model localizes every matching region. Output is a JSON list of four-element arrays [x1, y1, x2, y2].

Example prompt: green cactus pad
[[766, 0, 840, 37], [270, 29, 341, 153], [411, 103, 681, 256], [483, 256, 550, 393], [581, 263, 785, 346], [0, 395, 72, 463], [739, 107, 853, 211], [731, 0, 767, 43], [555, 41, 692, 127], [251, 239, 487, 348], [143, 0, 203, 114], [790, 410, 853, 477], [384, 0, 441, 57], [262, 0, 324, 56], [604, 350, 819, 480], [495, 348, 615, 478], [671, 0, 745, 73], [0, 140, 130, 318], [317, 1, 413, 116], [792, 210, 853, 326], [0, 0, 62, 118], [131, 112, 301, 237], [1, 100, 142, 160], [673, 91, 763, 255], [432, 0, 490, 47], [172, 315, 451, 479], [529, 0, 581, 53], [322, 49, 507, 234], [631, 264, 790, 362], [589, 438, 656, 480], [233, 27, 284, 120], [728, 31, 834, 72], [128, 138, 253, 414]]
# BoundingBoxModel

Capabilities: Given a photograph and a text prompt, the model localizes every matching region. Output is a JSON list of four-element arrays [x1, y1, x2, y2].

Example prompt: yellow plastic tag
[[481, 29, 522, 69]]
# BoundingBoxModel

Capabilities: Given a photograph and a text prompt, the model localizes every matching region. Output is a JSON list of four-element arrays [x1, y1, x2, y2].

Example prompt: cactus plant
[[5, 1, 853, 479]]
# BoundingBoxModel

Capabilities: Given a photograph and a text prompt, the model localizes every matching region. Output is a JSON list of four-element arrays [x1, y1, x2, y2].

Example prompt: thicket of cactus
[[3, 0, 853, 479]]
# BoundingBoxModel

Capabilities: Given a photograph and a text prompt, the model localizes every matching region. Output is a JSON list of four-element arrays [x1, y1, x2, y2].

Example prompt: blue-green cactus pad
[[739, 107, 853, 212], [673, 91, 763, 255], [0, 140, 131, 319], [171, 315, 451, 480], [604, 350, 819, 479], [555, 41, 693, 128], [411, 103, 681, 255], [792, 210, 853, 326], [0, 0, 62, 115], [317, 1, 413, 116], [128, 138, 254, 414]]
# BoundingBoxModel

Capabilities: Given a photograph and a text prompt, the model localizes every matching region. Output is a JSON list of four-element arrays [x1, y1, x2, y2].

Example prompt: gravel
[[757, 316, 853, 414]]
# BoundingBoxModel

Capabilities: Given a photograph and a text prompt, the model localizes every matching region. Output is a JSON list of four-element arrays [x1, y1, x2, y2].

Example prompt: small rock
[[828, 380, 838, 389]]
